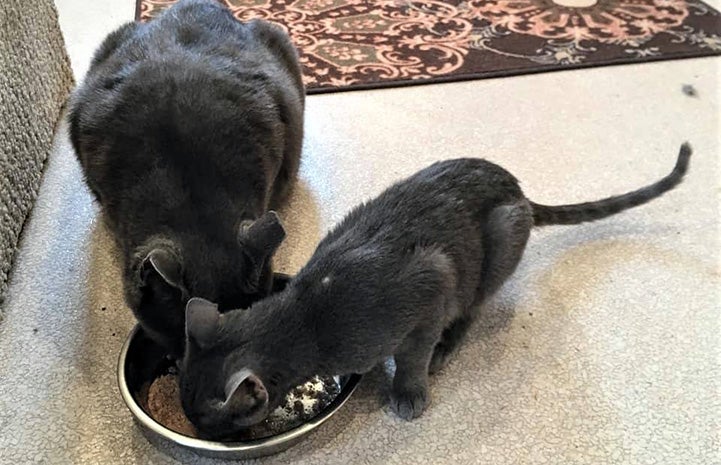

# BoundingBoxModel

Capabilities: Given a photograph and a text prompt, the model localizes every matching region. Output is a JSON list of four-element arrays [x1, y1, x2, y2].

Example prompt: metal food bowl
[[116, 275, 362, 460]]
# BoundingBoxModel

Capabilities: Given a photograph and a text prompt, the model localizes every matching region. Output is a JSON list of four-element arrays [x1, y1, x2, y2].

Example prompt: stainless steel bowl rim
[[117, 325, 361, 455]]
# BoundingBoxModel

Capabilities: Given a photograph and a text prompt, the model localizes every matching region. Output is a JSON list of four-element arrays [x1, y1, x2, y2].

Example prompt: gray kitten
[[180, 144, 690, 438], [68, 0, 304, 357]]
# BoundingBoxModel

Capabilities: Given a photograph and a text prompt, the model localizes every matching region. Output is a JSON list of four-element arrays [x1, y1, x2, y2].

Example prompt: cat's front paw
[[428, 346, 450, 374], [390, 385, 429, 420], [428, 343, 453, 375]]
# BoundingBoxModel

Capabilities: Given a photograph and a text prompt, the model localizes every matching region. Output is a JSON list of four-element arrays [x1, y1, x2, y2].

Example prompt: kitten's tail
[[530, 143, 691, 227]]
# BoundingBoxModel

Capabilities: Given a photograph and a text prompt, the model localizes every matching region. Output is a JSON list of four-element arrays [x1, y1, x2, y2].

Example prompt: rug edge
[[304, 49, 721, 95]]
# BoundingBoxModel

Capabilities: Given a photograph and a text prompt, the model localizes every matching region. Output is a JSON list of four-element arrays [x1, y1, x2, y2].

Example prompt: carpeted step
[[0, 0, 75, 312]]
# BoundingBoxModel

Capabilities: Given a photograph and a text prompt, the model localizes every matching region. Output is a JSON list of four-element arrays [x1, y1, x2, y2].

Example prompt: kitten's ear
[[185, 297, 221, 348], [141, 248, 184, 291], [222, 368, 269, 413], [238, 211, 286, 256]]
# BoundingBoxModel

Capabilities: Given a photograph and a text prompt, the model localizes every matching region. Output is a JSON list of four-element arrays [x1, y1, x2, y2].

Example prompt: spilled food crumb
[[143, 374, 341, 439], [682, 84, 698, 97]]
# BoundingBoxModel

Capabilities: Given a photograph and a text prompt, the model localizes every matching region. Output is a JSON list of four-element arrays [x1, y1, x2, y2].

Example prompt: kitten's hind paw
[[390, 385, 429, 420]]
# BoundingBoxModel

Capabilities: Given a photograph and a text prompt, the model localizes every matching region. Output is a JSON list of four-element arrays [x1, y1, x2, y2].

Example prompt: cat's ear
[[185, 297, 221, 349], [140, 248, 184, 291], [237, 212, 286, 293], [237, 211, 286, 257], [222, 368, 269, 413]]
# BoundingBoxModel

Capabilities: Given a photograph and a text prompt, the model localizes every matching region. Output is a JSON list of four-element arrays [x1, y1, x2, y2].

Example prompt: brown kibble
[[293, 400, 304, 415], [147, 374, 198, 437]]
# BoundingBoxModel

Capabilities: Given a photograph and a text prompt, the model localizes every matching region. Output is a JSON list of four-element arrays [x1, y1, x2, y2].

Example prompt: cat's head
[[178, 296, 293, 439], [124, 211, 286, 359]]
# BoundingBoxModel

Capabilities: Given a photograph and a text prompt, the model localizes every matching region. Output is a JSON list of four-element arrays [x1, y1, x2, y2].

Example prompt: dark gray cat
[[180, 144, 690, 438], [68, 0, 304, 357]]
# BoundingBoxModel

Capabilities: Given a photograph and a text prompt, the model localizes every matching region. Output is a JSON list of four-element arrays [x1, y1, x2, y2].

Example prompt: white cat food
[[143, 374, 341, 439]]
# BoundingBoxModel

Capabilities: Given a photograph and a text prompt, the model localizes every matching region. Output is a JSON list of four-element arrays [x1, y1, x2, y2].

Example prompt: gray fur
[[531, 142, 691, 226], [180, 144, 690, 437], [68, 0, 304, 357]]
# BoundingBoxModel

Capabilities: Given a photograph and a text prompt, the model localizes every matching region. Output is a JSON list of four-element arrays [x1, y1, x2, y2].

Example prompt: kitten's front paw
[[390, 385, 429, 421], [428, 345, 450, 374]]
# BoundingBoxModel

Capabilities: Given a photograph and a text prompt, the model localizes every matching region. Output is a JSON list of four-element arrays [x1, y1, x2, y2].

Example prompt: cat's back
[[323, 158, 525, 246], [86, 0, 298, 80], [389, 157, 522, 204], [69, 0, 303, 224], [303, 158, 525, 307], [71, 1, 299, 140], [70, 0, 302, 162]]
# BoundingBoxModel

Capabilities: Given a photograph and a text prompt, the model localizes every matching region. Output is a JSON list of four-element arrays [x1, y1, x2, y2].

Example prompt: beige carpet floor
[[0, 1, 719, 462]]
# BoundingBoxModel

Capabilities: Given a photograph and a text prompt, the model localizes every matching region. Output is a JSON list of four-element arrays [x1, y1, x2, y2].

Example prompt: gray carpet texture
[[0, 0, 74, 309]]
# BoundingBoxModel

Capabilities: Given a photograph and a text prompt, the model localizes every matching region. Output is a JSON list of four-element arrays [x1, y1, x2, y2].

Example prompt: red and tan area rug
[[137, 0, 721, 93]]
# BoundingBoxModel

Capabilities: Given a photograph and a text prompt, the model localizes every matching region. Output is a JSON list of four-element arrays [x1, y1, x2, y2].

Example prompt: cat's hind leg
[[479, 200, 533, 299], [429, 201, 532, 374], [429, 316, 471, 374], [269, 146, 301, 209]]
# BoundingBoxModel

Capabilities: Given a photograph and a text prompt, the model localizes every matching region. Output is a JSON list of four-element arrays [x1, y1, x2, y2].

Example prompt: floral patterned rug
[[137, 0, 721, 93]]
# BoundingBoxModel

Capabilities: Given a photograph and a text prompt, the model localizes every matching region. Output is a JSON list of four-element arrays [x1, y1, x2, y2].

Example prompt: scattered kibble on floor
[[682, 84, 698, 97]]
